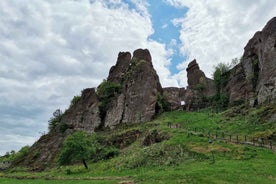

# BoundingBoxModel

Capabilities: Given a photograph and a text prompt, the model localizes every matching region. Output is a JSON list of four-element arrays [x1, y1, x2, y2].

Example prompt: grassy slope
[[1, 105, 276, 184]]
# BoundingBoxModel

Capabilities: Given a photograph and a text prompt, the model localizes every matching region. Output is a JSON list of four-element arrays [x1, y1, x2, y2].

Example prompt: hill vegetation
[[1, 105, 275, 183]]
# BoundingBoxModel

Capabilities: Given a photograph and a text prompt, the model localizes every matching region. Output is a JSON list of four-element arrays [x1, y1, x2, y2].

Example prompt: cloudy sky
[[0, 0, 275, 155]]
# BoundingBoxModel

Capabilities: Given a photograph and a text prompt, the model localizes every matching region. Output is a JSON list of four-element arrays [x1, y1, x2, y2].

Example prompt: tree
[[58, 131, 98, 169], [48, 109, 63, 132], [213, 63, 230, 93]]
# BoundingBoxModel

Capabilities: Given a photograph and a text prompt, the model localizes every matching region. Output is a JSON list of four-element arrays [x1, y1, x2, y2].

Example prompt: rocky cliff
[[15, 49, 164, 169], [224, 17, 276, 106], [184, 17, 276, 110], [103, 48, 163, 128]]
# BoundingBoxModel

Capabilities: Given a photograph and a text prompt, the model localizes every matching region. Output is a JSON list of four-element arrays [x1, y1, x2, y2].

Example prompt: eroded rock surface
[[184, 59, 215, 110], [225, 17, 276, 106]]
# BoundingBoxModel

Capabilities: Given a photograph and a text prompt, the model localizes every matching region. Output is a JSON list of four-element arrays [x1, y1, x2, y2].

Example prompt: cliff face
[[104, 49, 163, 128], [225, 17, 276, 106], [184, 17, 276, 110], [60, 88, 101, 131]]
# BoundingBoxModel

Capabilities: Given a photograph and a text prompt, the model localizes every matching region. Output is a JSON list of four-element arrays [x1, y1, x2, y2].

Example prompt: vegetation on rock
[[96, 80, 122, 120], [48, 109, 63, 132]]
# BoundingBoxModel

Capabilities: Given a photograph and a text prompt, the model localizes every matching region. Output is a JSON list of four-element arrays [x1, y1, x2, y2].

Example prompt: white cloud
[[166, 0, 276, 85], [0, 0, 174, 155]]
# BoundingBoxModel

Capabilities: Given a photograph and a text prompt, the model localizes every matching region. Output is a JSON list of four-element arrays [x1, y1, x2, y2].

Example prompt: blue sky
[[0, 0, 275, 155], [147, 0, 188, 74]]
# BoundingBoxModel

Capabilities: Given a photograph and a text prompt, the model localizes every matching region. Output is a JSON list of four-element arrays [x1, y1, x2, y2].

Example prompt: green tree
[[213, 63, 230, 93], [48, 109, 63, 132], [58, 131, 98, 169]]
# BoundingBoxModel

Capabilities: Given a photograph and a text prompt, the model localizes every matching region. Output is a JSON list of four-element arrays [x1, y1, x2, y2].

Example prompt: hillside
[[1, 106, 276, 183]]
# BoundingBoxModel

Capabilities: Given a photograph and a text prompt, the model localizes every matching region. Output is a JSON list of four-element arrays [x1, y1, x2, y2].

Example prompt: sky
[[0, 0, 275, 156]]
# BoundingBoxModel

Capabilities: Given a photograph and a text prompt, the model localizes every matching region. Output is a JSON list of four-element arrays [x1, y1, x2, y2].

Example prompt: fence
[[167, 123, 276, 152]]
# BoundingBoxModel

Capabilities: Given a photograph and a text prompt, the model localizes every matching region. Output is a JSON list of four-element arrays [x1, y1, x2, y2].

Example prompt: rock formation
[[14, 17, 276, 170], [163, 87, 186, 110], [224, 17, 276, 106], [184, 59, 215, 110], [60, 88, 101, 131], [16, 48, 164, 170], [104, 49, 163, 128]]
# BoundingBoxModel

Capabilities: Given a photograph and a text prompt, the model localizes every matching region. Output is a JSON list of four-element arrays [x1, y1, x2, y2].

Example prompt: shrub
[[156, 93, 171, 113], [69, 95, 81, 108], [48, 109, 63, 132], [96, 80, 122, 120]]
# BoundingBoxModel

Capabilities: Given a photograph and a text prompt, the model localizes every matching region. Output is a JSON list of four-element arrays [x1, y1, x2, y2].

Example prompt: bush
[[212, 63, 231, 111], [156, 93, 171, 113], [96, 80, 122, 120], [213, 63, 230, 93], [48, 109, 63, 132], [0, 146, 30, 162], [69, 95, 81, 108]]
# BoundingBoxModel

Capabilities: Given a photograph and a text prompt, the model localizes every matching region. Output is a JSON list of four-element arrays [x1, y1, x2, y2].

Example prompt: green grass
[[1, 106, 276, 183]]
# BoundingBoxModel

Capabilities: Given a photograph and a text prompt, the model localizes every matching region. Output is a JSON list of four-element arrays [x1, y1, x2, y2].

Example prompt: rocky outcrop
[[60, 88, 101, 131], [104, 49, 163, 128], [224, 63, 247, 104], [163, 87, 186, 110], [107, 52, 131, 83], [16, 49, 163, 170], [224, 17, 276, 106], [184, 59, 215, 110]]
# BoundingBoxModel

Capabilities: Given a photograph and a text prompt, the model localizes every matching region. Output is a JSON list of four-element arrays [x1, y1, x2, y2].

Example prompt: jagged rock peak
[[133, 48, 152, 63], [186, 59, 200, 73], [186, 59, 207, 87], [107, 51, 131, 83], [185, 59, 215, 111]]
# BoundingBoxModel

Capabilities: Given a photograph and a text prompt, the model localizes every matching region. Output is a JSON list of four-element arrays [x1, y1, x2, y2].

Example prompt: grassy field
[[1, 105, 276, 183]]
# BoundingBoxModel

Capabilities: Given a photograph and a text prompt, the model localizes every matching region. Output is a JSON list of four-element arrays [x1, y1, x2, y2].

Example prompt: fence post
[[236, 135, 239, 143], [215, 132, 218, 139], [244, 135, 247, 143], [229, 134, 232, 142], [269, 141, 273, 149]]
